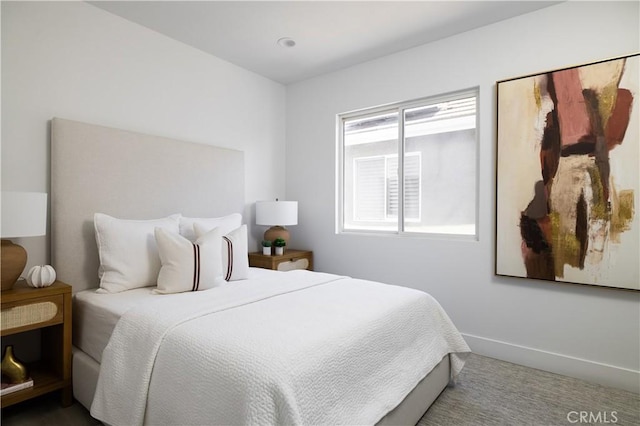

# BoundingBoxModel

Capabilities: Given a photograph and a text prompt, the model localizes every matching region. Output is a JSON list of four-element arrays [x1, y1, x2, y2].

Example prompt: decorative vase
[[262, 246, 271, 255], [26, 265, 56, 288], [1, 345, 29, 384], [275, 247, 284, 256], [1, 240, 27, 291]]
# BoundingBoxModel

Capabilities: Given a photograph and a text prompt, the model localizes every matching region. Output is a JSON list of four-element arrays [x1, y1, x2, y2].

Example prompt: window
[[338, 89, 478, 237]]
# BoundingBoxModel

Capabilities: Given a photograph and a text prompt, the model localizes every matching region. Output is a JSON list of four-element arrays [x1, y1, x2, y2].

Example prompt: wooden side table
[[249, 249, 313, 271], [1, 280, 72, 408]]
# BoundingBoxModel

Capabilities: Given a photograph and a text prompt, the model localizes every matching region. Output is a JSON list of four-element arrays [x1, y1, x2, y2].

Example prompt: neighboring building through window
[[338, 89, 478, 237]]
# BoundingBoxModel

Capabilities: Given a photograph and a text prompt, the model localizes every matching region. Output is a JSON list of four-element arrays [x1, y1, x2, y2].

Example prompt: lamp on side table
[[255, 199, 298, 248], [1, 192, 48, 291]]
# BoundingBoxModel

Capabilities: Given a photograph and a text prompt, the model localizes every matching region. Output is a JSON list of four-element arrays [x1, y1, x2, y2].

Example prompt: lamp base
[[263, 226, 290, 248], [1, 239, 27, 291]]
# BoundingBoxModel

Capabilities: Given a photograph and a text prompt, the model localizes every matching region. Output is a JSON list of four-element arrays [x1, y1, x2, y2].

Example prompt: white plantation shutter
[[354, 154, 420, 221], [354, 157, 385, 221], [386, 157, 398, 218], [403, 154, 420, 220], [386, 155, 419, 220]]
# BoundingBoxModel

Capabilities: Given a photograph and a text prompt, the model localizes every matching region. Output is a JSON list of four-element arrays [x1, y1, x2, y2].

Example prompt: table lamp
[[1, 192, 48, 291], [256, 200, 298, 247]]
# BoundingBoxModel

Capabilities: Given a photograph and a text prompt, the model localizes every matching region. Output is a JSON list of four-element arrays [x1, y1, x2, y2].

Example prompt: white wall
[[286, 1, 640, 392], [1, 1, 286, 268]]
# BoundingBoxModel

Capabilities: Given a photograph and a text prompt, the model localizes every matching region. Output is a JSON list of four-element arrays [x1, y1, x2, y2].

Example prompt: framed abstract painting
[[496, 53, 639, 291]]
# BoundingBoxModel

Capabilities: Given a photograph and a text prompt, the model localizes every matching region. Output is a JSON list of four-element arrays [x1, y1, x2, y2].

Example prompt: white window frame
[[336, 88, 479, 239]]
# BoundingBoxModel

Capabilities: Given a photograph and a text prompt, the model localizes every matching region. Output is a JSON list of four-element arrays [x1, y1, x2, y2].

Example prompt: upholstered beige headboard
[[51, 118, 244, 293]]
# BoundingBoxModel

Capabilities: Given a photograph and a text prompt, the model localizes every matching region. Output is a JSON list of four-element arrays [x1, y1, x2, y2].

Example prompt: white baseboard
[[462, 333, 640, 394]]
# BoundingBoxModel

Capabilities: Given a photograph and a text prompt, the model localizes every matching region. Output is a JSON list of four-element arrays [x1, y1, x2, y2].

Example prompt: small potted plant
[[261, 240, 272, 255], [273, 238, 286, 256]]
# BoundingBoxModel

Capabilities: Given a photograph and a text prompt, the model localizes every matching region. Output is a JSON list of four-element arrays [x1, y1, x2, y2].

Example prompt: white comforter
[[91, 270, 470, 426]]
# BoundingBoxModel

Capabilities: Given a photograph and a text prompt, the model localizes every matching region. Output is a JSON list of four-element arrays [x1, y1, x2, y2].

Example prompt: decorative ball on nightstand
[[26, 265, 56, 288]]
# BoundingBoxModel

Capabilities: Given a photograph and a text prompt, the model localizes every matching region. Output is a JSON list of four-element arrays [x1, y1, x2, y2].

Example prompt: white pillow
[[194, 223, 249, 282], [94, 213, 180, 293], [179, 213, 242, 242], [154, 227, 225, 294]]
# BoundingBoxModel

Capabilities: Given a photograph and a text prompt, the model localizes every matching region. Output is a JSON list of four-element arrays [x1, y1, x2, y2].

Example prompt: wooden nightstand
[[1, 280, 72, 408], [249, 250, 313, 271]]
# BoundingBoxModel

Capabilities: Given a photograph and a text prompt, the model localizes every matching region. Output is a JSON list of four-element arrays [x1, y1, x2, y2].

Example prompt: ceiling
[[89, 1, 560, 85]]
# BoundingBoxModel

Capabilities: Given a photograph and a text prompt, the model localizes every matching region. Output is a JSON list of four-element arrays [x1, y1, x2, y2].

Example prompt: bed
[[50, 117, 470, 425]]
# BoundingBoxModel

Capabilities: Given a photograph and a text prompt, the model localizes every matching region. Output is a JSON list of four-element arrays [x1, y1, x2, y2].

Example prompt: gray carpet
[[418, 354, 640, 426], [1, 353, 638, 425]]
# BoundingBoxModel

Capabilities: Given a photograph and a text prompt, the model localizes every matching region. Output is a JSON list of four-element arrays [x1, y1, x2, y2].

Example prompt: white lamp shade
[[256, 201, 298, 226], [1, 192, 48, 238]]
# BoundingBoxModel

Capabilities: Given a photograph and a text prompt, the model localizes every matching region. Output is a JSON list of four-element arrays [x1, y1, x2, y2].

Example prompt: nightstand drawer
[[1, 295, 64, 335], [276, 258, 310, 271]]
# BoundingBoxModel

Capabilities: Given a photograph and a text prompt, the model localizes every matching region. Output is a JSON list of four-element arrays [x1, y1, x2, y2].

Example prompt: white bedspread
[[91, 270, 470, 426]]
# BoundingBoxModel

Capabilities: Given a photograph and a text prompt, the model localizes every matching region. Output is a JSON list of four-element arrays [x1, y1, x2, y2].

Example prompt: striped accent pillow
[[154, 227, 225, 294], [195, 224, 249, 282]]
